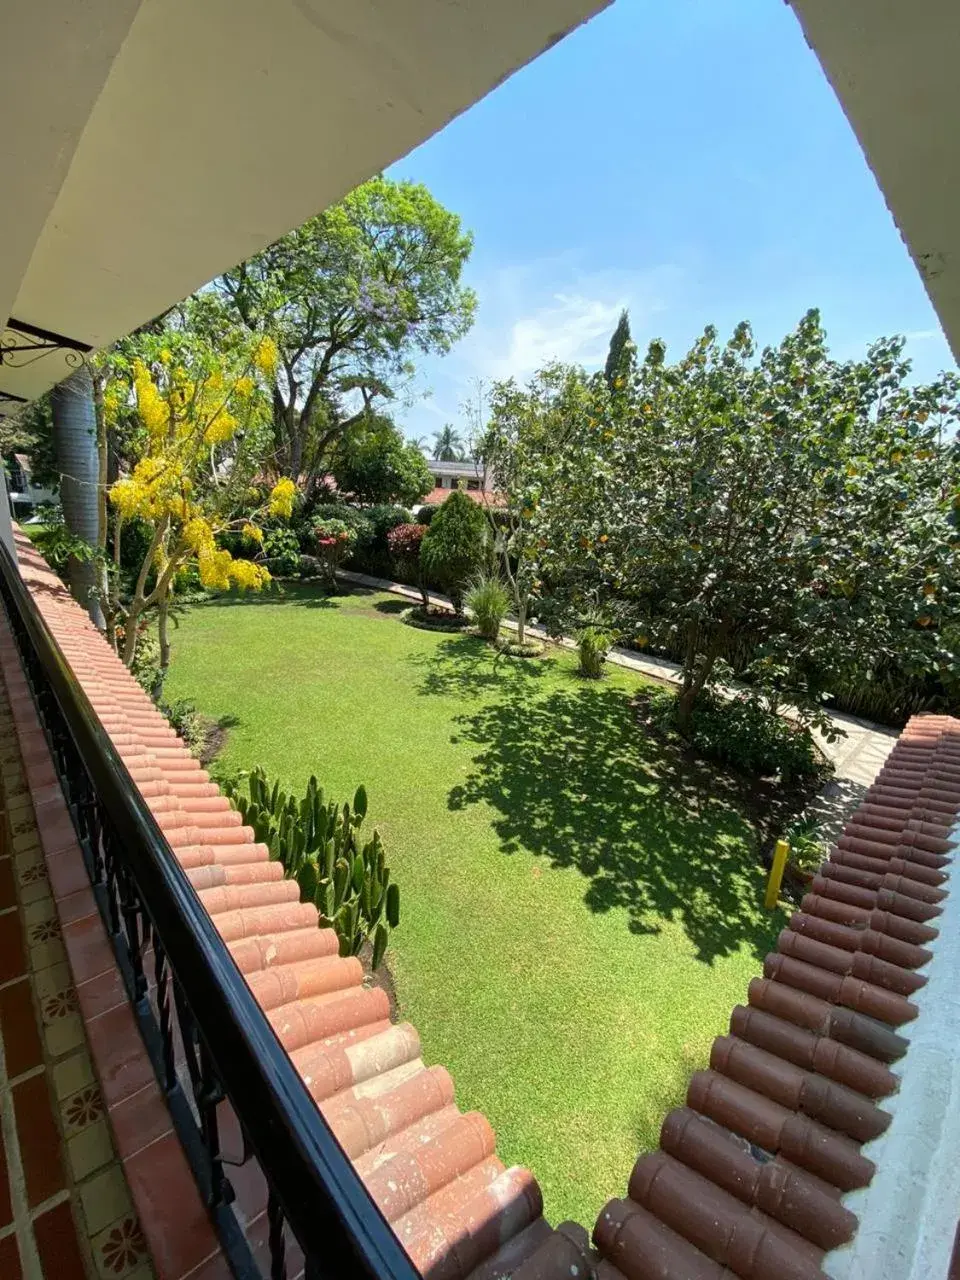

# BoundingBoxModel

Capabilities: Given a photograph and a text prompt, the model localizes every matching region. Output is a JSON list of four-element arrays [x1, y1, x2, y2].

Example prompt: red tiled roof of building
[[10, 526, 960, 1279], [419, 487, 506, 508]]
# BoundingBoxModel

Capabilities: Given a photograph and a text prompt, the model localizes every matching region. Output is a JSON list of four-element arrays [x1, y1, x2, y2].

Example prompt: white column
[[0, 465, 15, 559]]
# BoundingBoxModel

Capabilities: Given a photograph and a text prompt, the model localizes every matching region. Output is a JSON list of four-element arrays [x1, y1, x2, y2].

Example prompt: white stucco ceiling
[[0, 0, 608, 413], [789, 0, 960, 364]]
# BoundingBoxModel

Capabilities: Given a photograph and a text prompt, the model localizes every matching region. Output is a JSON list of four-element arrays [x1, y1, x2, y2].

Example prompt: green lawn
[[165, 583, 785, 1227]]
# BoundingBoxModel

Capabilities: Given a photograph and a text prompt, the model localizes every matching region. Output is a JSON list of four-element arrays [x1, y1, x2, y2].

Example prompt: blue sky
[[388, 0, 956, 445]]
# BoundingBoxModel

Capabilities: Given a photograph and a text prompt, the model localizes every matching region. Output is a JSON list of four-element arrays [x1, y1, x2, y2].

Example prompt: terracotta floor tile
[[0, 1230, 23, 1280], [34, 1199, 88, 1280], [0, 910, 26, 984], [46, 848, 89, 902], [0, 977, 43, 1078], [0, 859, 16, 911], [76, 967, 126, 1022], [13, 1073, 66, 1207], [181, 1249, 233, 1280], [125, 1132, 220, 1280], [57, 886, 98, 927], [86, 1003, 155, 1108], [63, 913, 115, 986], [107, 1082, 173, 1161]]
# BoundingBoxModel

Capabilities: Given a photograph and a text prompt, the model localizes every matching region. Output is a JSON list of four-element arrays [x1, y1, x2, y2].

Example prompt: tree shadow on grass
[[409, 635, 548, 701], [423, 644, 783, 964], [193, 582, 344, 609], [373, 598, 412, 615]]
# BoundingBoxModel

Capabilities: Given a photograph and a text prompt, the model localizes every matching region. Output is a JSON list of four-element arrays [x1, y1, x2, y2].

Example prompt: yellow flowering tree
[[107, 330, 295, 672]]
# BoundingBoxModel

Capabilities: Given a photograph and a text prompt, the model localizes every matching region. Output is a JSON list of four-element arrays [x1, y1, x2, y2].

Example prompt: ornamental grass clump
[[466, 573, 511, 642]]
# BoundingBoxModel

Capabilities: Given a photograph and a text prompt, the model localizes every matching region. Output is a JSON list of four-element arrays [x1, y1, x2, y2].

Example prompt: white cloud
[[467, 258, 686, 382], [399, 256, 688, 440], [903, 328, 941, 343]]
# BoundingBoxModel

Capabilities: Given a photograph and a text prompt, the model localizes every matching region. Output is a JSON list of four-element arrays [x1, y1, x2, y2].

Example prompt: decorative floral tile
[[62, 1082, 105, 1135], [18, 860, 48, 888], [42, 986, 80, 1023], [29, 916, 62, 945], [93, 1215, 149, 1280]]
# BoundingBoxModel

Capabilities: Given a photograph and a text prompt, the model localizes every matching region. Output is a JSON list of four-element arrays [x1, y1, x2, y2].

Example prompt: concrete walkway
[[337, 569, 898, 791]]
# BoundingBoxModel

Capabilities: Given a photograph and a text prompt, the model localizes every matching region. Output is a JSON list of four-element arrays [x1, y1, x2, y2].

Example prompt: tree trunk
[[51, 365, 105, 627], [157, 589, 171, 677]]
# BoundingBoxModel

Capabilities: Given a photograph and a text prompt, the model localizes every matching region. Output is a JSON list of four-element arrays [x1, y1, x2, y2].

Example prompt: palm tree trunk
[[51, 365, 104, 627]]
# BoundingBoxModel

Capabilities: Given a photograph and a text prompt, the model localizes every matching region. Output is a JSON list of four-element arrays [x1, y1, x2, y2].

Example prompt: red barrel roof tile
[[10, 529, 958, 1280]]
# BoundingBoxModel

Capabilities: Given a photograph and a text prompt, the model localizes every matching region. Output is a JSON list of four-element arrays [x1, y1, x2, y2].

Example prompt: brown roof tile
[[11, 528, 960, 1280]]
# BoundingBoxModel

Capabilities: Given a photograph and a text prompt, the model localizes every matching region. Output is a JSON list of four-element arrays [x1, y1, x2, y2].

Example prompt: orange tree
[[106, 329, 295, 674]]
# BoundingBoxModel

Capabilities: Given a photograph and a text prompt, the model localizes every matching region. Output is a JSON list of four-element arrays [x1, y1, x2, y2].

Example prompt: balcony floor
[[0, 685, 153, 1280]]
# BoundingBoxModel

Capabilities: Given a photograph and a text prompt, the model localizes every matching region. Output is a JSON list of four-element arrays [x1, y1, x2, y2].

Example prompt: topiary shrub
[[420, 490, 486, 614], [223, 769, 399, 967], [465, 573, 510, 642]]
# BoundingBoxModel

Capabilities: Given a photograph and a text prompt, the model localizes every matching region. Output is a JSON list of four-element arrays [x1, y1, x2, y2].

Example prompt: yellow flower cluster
[[204, 411, 238, 445], [254, 336, 279, 377], [133, 361, 168, 441], [109, 457, 182, 522], [197, 545, 270, 591], [242, 522, 263, 544], [268, 477, 297, 518]]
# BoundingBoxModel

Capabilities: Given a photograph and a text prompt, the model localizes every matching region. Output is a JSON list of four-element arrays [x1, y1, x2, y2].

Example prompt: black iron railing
[[0, 538, 419, 1280]]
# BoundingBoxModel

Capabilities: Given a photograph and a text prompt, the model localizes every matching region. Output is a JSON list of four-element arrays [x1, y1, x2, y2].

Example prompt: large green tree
[[481, 365, 590, 643], [332, 416, 433, 507], [206, 176, 476, 484], [532, 310, 960, 733]]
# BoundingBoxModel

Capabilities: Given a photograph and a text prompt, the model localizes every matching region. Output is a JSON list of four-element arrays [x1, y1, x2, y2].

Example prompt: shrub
[[466, 573, 510, 642], [677, 691, 827, 783], [420, 491, 486, 614], [783, 814, 826, 876], [576, 625, 617, 678], [387, 523, 429, 606], [313, 517, 356, 586], [351, 504, 413, 576], [262, 526, 301, 577], [161, 697, 221, 764], [415, 502, 443, 526], [223, 768, 399, 966], [129, 626, 162, 698]]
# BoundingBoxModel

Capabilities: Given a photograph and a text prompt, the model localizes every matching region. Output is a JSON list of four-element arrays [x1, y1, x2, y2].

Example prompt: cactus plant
[[222, 767, 399, 966]]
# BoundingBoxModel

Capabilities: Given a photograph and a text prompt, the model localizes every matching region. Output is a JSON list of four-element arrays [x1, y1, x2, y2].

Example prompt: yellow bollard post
[[764, 839, 790, 910]]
